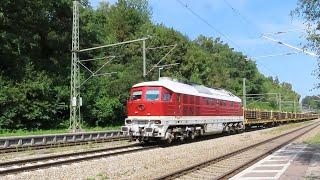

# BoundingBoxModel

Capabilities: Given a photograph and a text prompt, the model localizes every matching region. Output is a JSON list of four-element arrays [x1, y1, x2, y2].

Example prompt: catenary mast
[[70, 0, 81, 132]]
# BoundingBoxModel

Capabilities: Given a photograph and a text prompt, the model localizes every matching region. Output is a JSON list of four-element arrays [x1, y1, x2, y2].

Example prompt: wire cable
[[252, 52, 300, 60], [176, 0, 279, 78], [263, 28, 307, 35], [256, 61, 278, 77], [222, 0, 261, 37], [175, 0, 243, 51]]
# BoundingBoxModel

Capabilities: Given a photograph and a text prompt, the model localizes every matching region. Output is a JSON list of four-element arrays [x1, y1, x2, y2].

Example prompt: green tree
[[293, 1, 320, 87], [302, 95, 320, 111], [0, 0, 303, 131]]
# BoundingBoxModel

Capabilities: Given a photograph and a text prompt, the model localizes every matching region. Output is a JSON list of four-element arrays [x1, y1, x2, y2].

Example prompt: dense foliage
[[293, 0, 320, 87], [0, 0, 300, 131], [302, 95, 320, 112]]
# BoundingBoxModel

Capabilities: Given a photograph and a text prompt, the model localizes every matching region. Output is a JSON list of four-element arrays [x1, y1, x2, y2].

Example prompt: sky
[[90, 0, 319, 99]]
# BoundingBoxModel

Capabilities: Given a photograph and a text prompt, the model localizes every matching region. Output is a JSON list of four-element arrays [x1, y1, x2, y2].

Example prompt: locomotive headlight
[[154, 120, 161, 124], [126, 119, 132, 124]]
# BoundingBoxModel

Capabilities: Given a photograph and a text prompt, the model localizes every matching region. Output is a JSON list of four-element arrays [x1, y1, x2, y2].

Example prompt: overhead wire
[[255, 61, 278, 77], [222, 0, 284, 77], [263, 28, 307, 35], [222, 0, 262, 37], [175, 0, 280, 78], [252, 52, 300, 60], [175, 0, 244, 51]]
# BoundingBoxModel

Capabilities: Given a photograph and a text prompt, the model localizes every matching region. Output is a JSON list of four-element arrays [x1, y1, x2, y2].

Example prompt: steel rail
[[155, 121, 319, 180], [0, 144, 158, 175]]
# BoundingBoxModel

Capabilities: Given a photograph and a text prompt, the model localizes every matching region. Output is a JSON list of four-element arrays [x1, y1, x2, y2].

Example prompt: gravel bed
[[0, 140, 135, 163], [2, 120, 318, 180]]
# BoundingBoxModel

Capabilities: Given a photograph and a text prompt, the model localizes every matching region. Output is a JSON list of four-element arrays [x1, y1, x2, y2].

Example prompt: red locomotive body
[[127, 86, 243, 117], [122, 77, 244, 142]]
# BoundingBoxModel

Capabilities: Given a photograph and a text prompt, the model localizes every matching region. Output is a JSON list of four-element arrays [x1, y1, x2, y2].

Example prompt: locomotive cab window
[[146, 90, 160, 101], [163, 93, 171, 101], [131, 90, 142, 101]]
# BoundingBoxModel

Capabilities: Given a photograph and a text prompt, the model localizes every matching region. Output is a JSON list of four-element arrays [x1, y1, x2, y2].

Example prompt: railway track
[[0, 130, 128, 154], [156, 121, 319, 180], [0, 143, 158, 175], [0, 136, 128, 154], [1, 118, 314, 154]]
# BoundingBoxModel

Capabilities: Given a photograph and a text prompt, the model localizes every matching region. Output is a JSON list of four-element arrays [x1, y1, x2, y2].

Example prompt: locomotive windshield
[[146, 89, 160, 101], [131, 90, 142, 100]]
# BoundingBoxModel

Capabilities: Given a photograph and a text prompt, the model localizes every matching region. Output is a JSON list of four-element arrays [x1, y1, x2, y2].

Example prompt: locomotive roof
[[133, 77, 242, 102]]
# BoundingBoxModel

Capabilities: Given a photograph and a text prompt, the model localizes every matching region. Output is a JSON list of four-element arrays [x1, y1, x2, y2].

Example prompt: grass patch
[[305, 133, 320, 145], [86, 173, 109, 180], [0, 125, 121, 137], [263, 121, 312, 135]]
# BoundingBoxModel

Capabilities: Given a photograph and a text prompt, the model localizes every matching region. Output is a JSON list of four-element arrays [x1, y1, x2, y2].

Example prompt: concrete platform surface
[[230, 143, 320, 180]]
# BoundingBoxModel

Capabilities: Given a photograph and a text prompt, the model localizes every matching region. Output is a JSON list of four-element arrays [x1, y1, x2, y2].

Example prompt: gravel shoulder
[[2, 120, 318, 180], [292, 121, 320, 151]]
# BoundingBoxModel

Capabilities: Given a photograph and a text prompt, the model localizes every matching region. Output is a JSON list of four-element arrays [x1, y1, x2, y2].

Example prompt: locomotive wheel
[[223, 126, 231, 136], [230, 127, 236, 135], [142, 139, 150, 144], [165, 131, 174, 144], [179, 136, 185, 142], [166, 137, 173, 144], [223, 130, 229, 136], [199, 129, 204, 136], [189, 132, 195, 140], [128, 135, 134, 142], [235, 128, 240, 134]]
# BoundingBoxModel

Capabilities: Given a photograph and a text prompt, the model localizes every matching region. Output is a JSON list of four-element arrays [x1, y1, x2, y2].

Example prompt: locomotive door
[[176, 94, 182, 117]]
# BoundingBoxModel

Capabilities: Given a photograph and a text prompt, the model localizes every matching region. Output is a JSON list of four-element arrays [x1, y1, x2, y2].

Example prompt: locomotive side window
[[163, 93, 171, 101], [208, 98, 213, 106], [223, 101, 226, 106], [206, 98, 210, 105], [131, 91, 142, 100], [146, 90, 160, 101]]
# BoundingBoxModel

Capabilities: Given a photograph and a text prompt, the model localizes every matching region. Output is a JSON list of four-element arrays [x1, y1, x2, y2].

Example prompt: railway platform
[[230, 143, 320, 180]]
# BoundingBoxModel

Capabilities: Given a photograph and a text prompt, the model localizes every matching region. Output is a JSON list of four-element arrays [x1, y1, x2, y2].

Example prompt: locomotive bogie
[[122, 116, 244, 142]]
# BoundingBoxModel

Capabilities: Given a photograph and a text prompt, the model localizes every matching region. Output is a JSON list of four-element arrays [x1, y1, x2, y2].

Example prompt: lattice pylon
[[70, 0, 81, 131]]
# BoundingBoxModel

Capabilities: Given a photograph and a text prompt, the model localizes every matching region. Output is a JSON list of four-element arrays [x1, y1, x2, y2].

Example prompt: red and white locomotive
[[121, 77, 244, 143]]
